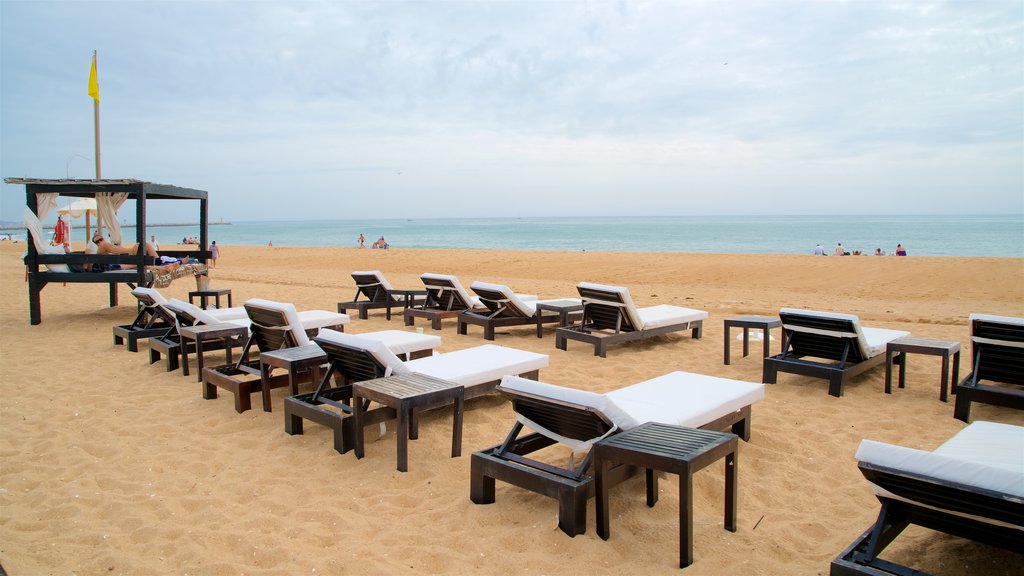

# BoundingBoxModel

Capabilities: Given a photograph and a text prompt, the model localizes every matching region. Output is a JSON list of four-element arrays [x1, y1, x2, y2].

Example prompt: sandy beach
[[1, 242, 1022, 576]]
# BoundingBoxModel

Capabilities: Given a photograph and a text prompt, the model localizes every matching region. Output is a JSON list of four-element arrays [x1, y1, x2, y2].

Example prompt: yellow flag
[[88, 54, 100, 103]]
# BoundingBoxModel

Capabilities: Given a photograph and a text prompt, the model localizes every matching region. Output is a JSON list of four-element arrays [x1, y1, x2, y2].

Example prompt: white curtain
[[35, 193, 59, 220], [96, 192, 129, 244]]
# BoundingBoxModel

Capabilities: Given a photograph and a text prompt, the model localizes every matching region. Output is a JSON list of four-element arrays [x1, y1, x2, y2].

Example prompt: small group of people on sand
[[358, 233, 389, 249], [814, 243, 907, 256]]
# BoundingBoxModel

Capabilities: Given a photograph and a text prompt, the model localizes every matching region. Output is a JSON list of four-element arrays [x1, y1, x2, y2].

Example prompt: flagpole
[[92, 50, 102, 179]]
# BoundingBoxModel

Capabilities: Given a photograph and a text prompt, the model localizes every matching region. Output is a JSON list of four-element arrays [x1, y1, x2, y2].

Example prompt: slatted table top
[[354, 373, 462, 400], [597, 422, 737, 465]]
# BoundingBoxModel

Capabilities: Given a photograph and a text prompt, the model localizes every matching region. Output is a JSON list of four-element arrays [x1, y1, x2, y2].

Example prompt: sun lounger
[[953, 313, 1024, 422], [554, 282, 707, 357], [831, 421, 1024, 575], [763, 308, 910, 397], [112, 287, 176, 352], [283, 329, 549, 455], [201, 299, 349, 413], [337, 270, 426, 320], [405, 273, 538, 330], [147, 298, 252, 372], [458, 281, 578, 340], [471, 372, 765, 536]]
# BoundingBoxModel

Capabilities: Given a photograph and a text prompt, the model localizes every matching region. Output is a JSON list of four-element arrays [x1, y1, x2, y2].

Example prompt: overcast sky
[[2, 0, 1022, 223]]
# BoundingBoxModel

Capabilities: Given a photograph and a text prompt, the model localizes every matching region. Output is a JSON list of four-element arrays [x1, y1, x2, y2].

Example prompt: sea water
[[149, 215, 1022, 257]]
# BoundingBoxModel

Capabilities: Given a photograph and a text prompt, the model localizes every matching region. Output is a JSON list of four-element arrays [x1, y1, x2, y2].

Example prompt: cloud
[[2, 0, 1022, 223]]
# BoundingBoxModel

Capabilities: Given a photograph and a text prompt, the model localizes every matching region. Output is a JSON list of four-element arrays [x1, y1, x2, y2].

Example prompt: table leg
[[227, 292, 233, 308], [181, 337, 192, 377], [762, 328, 771, 359], [397, 404, 409, 472], [353, 392, 366, 460], [261, 362, 274, 412], [224, 337, 234, 366], [898, 353, 907, 389], [723, 323, 732, 365], [742, 328, 750, 358], [884, 348, 893, 394], [646, 468, 659, 507], [725, 451, 737, 532], [940, 353, 950, 402], [951, 351, 960, 396], [386, 299, 393, 321], [596, 456, 610, 540], [536, 311, 544, 338], [680, 471, 694, 568], [193, 335, 208, 381], [451, 391, 463, 458]]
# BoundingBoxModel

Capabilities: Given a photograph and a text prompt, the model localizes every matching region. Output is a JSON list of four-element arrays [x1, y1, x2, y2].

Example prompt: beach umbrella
[[57, 198, 97, 242]]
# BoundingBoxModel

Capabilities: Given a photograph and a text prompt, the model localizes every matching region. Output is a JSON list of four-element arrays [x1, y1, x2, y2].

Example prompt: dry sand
[[1, 242, 1022, 575]]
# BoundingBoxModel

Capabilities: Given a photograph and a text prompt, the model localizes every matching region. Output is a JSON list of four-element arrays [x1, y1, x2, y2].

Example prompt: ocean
[[43, 215, 1024, 257]]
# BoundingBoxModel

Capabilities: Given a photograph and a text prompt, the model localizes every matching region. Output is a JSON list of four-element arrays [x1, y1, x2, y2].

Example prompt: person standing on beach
[[210, 240, 219, 267], [358, 233, 365, 248], [814, 243, 825, 256]]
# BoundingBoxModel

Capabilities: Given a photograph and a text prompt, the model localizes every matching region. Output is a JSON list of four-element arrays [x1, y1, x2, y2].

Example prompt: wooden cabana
[[5, 178, 211, 325]]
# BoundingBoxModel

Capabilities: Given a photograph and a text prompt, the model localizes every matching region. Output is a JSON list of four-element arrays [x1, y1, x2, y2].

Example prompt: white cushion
[[606, 371, 765, 430], [314, 329, 411, 376], [352, 270, 393, 292], [471, 281, 537, 316], [856, 421, 1024, 498], [206, 307, 250, 322], [132, 287, 167, 305], [246, 298, 311, 346], [969, 313, 1024, 327], [636, 304, 708, 330], [406, 344, 548, 392], [578, 282, 641, 329], [166, 298, 223, 327], [41, 244, 70, 273], [420, 273, 477, 308], [296, 309, 350, 331], [861, 327, 911, 357], [499, 375, 634, 433], [359, 330, 441, 357]]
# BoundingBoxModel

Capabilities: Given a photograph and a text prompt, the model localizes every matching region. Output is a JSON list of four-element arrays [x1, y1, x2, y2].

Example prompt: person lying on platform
[[90, 233, 190, 273]]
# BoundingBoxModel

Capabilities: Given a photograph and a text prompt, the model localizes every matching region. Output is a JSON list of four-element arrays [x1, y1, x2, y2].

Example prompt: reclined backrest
[[779, 308, 871, 363], [499, 375, 633, 451], [576, 282, 643, 332], [969, 313, 1024, 385], [855, 421, 1024, 525], [242, 299, 307, 353], [244, 298, 310, 348], [421, 273, 476, 311], [470, 281, 535, 318], [132, 287, 167, 307], [314, 329, 412, 384], [351, 270, 394, 303], [166, 298, 222, 327]]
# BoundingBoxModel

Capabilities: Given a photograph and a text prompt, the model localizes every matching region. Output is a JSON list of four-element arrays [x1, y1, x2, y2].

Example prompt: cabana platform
[[6, 178, 212, 325]]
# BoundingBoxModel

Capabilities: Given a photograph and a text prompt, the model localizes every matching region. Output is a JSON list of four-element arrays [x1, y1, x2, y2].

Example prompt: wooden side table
[[385, 289, 428, 321], [724, 316, 782, 365], [594, 423, 739, 569], [179, 323, 248, 380], [259, 345, 328, 412], [534, 299, 585, 338], [352, 373, 464, 472], [188, 288, 233, 310], [885, 337, 961, 402]]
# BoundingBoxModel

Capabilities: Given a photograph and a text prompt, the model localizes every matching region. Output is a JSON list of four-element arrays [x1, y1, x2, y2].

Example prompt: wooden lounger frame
[[9, 178, 213, 325], [337, 272, 423, 320], [830, 461, 1024, 575], [148, 303, 233, 373], [554, 285, 703, 358], [953, 316, 1024, 422], [763, 311, 902, 398], [404, 275, 481, 330], [202, 304, 340, 413], [470, 386, 752, 537], [112, 291, 174, 352], [457, 285, 562, 340], [284, 338, 540, 455]]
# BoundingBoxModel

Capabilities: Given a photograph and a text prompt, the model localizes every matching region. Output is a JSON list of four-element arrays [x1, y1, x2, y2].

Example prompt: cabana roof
[[4, 178, 208, 201]]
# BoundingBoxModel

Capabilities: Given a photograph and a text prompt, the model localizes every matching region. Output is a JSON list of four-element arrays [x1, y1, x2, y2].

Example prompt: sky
[[2, 0, 1022, 224]]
